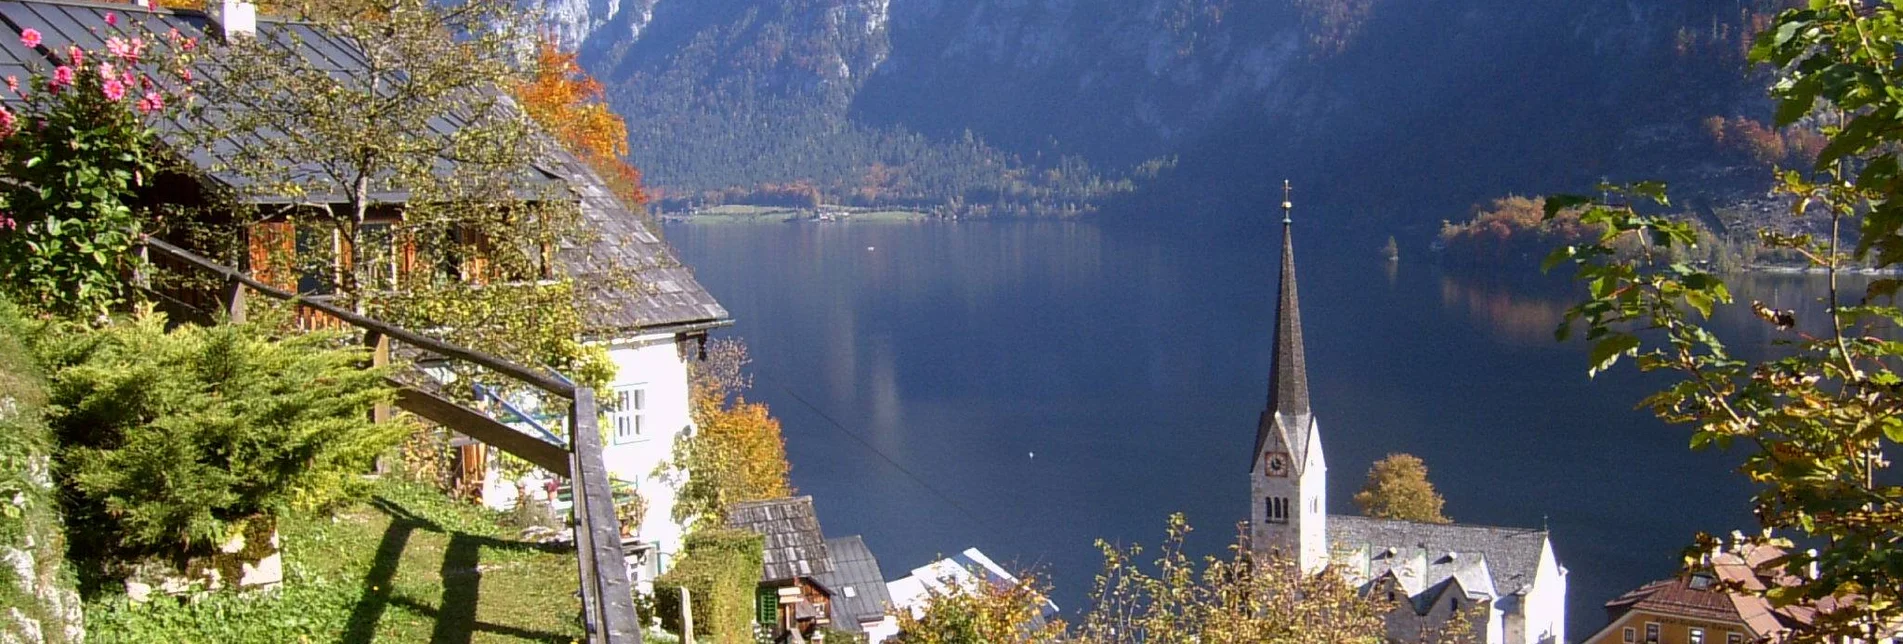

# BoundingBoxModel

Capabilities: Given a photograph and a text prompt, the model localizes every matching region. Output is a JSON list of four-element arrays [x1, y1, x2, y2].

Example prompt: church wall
[[1523, 540, 1568, 644], [1298, 420, 1327, 572]]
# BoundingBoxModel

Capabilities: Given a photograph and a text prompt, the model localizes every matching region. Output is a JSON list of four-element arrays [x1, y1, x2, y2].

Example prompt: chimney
[[207, 0, 256, 40]]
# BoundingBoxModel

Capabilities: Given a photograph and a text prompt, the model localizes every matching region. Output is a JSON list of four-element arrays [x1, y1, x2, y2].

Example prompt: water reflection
[[1438, 273, 1572, 347]]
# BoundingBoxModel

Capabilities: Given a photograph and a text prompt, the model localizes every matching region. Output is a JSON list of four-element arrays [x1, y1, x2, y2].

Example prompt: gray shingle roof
[[1254, 219, 1312, 472], [813, 536, 892, 632], [1330, 515, 1550, 613], [727, 497, 833, 583], [0, 0, 729, 332]]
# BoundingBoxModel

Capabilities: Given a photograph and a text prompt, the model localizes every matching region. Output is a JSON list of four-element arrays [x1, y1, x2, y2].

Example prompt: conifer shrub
[[29, 308, 408, 568]]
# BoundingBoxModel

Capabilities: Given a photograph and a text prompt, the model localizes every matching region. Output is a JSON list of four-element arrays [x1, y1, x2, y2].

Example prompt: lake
[[665, 217, 1854, 639]]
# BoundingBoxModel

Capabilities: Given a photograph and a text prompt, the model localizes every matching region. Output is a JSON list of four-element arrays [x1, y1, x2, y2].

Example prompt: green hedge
[[655, 528, 765, 644]]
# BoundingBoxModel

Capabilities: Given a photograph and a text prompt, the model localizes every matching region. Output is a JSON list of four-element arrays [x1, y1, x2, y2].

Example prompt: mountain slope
[[541, 0, 1788, 222]]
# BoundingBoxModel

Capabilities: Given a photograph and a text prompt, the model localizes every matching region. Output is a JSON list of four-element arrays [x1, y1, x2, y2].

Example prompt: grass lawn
[[85, 479, 588, 643]]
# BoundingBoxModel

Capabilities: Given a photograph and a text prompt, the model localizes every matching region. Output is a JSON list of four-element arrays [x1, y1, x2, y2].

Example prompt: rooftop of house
[[812, 535, 894, 632], [727, 496, 833, 583], [0, 0, 729, 333], [886, 548, 1060, 619], [1330, 515, 1553, 614]]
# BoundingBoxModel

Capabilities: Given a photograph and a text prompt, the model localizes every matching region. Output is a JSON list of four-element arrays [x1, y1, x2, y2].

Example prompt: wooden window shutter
[[247, 221, 295, 289]]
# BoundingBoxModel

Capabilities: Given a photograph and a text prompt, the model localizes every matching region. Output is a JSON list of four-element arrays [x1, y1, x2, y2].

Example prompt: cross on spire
[[1281, 180, 1293, 224]]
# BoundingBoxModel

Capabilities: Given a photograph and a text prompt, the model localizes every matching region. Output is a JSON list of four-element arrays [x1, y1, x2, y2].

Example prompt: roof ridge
[[1328, 514, 1549, 535]]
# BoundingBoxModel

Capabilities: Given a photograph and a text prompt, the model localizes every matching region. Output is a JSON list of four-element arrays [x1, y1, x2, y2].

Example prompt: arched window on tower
[[1265, 497, 1290, 524]]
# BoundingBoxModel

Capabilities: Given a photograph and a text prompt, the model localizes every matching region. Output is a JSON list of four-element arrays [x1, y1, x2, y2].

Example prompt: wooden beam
[[569, 388, 641, 643], [391, 385, 569, 474]]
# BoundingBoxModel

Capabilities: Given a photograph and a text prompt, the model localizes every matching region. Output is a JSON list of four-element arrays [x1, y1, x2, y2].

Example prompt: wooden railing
[[137, 236, 643, 644]]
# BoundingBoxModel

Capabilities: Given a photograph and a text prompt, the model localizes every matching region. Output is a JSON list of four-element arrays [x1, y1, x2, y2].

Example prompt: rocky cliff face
[[533, 0, 1782, 220]]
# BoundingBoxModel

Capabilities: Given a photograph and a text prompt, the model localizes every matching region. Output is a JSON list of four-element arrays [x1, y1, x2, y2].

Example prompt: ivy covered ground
[[85, 480, 588, 643]]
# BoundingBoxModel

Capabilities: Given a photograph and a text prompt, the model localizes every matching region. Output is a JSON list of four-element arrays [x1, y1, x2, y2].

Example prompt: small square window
[[1690, 628, 1705, 644], [1645, 623, 1660, 643], [1727, 634, 1742, 644], [611, 387, 646, 444], [1623, 627, 1636, 643]]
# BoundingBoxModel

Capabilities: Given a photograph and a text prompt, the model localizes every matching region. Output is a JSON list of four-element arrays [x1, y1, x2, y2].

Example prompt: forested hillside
[[537, 0, 1803, 222]]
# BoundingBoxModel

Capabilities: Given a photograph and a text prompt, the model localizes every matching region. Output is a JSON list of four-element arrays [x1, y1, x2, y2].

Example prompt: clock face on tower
[[1263, 451, 1290, 477]]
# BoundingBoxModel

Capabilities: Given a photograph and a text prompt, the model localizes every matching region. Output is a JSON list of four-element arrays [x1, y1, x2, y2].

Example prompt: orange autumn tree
[[515, 41, 648, 209], [670, 338, 794, 529]]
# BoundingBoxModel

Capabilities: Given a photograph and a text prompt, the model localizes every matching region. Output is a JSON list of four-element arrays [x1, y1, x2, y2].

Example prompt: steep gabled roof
[[1332, 515, 1551, 605], [813, 535, 893, 632], [0, 0, 730, 332], [727, 496, 833, 583]]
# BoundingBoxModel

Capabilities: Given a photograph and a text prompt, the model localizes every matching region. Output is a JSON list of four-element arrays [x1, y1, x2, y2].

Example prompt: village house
[[1249, 186, 1567, 644], [1582, 540, 1899, 644], [885, 547, 1060, 630], [0, 0, 729, 585], [726, 496, 904, 642]]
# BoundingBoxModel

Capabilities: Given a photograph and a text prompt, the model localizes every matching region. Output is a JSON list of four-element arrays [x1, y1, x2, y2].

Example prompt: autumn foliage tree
[[670, 338, 793, 528], [1353, 453, 1451, 524], [514, 41, 647, 211]]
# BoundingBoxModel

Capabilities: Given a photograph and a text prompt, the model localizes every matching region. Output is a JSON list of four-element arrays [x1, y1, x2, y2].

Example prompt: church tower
[[1251, 181, 1328, 573]]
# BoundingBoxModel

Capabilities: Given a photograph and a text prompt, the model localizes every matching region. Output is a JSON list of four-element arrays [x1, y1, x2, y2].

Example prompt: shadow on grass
[[341, 496, 575, 644]]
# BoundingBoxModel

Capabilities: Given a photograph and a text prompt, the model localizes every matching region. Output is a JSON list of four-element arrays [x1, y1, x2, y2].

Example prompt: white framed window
[[1689, 628, 1705, 644], [1645, 623, 1660, 643], [611, 387, 646, 444], [1622, 627, 1636, 643], [1726, 634, 1742, 644]]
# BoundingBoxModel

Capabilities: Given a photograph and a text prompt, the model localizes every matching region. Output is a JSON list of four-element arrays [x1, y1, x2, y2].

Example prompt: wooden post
[[225, 274, 247, 324], [366, 330, 391, 475], [681, 586, 695, 644]]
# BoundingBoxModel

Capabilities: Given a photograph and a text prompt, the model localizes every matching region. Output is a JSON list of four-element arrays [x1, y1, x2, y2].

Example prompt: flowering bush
[[0, 20, 190, 319]]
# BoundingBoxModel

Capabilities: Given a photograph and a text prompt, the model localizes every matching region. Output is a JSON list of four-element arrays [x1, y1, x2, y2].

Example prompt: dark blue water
[[666, 219, 1847, 638]]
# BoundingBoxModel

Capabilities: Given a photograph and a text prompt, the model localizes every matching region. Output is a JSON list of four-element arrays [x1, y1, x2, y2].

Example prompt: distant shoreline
[[658, 205, 935, 223]]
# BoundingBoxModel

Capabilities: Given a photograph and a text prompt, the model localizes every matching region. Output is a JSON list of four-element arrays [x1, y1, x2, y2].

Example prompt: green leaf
[[1686, 290, 1714, 318], [1588, 334, 1641, 377]]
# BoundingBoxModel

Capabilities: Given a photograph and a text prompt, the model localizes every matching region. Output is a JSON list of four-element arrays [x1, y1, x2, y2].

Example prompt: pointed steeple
[[1253, 180, 1313, 468], [1269, 180, 1310, 418]]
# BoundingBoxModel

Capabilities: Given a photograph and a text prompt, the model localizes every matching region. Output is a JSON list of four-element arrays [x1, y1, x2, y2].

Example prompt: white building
[[1250, 191, 1567, 644], [470, 147, 730, 586], [886, 548, 1059, 633]]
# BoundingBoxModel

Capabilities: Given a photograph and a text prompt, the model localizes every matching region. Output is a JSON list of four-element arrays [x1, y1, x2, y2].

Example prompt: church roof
[[1331, 515, 1552, 611], [1253, 202, 1314, 471]]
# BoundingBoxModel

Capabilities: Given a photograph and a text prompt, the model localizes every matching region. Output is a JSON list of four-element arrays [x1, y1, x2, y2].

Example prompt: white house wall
[[600, 331, 697, 568]]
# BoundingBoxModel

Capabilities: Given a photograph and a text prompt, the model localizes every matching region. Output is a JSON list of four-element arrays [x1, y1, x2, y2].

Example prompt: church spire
[[1269, 180, 1310, 417]]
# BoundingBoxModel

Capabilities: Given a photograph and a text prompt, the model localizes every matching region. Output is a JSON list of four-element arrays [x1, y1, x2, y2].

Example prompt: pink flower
[[0, 214, 14, 232], [105, 37, 129, 59], [4, 76, 16, 94], [19, 29, 39, 49], [136, 91, 163, 114], [181, 36, 196, 52], [101, 77, 125, 101], [67, 46, 82, 66], [121, 71, 135, 88], [0, 106, 15, 137], [99, 61, 116, 80], [104, 12, 117, 26], [48, 66, 72, 92]]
